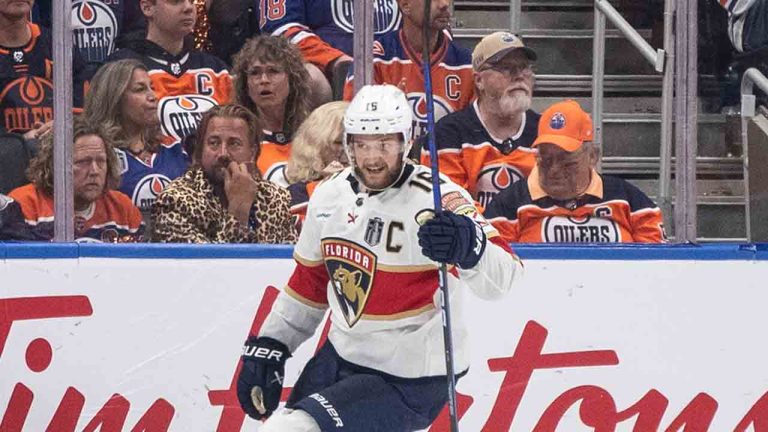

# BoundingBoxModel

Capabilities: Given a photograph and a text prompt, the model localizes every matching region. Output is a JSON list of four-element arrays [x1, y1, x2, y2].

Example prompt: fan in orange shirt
[[484, 100, 666, 243]]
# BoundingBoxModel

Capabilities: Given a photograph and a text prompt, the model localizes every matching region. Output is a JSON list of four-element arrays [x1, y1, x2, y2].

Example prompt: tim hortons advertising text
[[1, 258, 767, 431]]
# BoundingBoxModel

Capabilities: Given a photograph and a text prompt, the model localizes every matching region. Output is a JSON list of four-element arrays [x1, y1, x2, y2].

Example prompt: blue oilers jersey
[[115, 143, 190, 213], [258, 0, 401, 68], [72, 0, 125, 66]]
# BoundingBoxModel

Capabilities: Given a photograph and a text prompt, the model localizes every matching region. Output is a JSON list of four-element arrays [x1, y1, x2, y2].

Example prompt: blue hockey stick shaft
[[421, 0, 459, 430]]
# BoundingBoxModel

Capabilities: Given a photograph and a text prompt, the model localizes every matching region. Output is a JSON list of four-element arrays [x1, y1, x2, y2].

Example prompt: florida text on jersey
[[421, 100, 539, 208], [258, 163, 519, 379], [108, 40, 233, 143], [258, 0, 401, 69], [72, 0, 124, 65], [0, 23, 86, 133], [484, 168, 667, 243], [343, 30, 474, 139]]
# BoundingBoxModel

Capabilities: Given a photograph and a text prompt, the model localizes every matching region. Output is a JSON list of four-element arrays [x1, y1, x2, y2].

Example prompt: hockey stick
[[421, 0, 459, 430]]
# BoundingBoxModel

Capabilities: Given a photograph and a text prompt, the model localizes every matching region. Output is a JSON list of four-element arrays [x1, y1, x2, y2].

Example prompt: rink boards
[[1, 243, 767, 431]]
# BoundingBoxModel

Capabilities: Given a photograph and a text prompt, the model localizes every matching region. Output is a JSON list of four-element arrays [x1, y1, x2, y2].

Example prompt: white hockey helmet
[[343, 84, 414, 174]]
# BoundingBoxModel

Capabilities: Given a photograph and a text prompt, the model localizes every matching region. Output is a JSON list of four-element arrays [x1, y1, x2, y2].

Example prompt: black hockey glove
[[237, 336, 291, 419], [418, 211, 487, 269]]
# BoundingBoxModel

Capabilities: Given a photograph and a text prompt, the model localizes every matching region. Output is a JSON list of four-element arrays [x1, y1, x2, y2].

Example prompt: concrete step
[[601, 156, 742, 177], [528, 74, 720, 97], [454, 8, 594, 30], [453, 28, 657, 75], [530, 96, 723, 114]]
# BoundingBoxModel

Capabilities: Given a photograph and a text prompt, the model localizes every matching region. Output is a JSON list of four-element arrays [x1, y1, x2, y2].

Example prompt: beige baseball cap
[[472, 32, 537, 70]]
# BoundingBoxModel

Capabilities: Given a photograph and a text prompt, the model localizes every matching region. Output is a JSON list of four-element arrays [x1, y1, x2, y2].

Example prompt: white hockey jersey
[[259, 163, 522, 379]]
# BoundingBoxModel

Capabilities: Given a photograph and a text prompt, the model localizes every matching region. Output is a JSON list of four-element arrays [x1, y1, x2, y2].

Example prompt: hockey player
[[342, 0, 473, 140], [235, 84, 522, 431], [421, 32, 540, 209]]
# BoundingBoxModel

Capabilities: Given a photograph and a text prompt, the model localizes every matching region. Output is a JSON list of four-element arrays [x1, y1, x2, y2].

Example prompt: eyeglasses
[[481, 62, 535, 79], [247, 65, 285, 79]]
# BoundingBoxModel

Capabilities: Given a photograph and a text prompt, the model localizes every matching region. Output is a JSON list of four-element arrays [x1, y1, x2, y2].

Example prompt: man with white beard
[[421, 32, 540, 208]]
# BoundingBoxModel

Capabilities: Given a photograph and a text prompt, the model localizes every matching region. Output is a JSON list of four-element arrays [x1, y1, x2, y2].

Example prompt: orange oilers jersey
[[343, 30, 474, 139], [421, 100, 539, 208], [0, 23, 87, 133], [8, 184, 144, 242], [257, 130, 292, 187], [108, 39, 232, 143], [484, 168, 667, 243]]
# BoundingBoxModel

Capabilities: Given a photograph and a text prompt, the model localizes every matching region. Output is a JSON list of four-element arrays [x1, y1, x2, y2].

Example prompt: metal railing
[[740, 68, 768, 241]]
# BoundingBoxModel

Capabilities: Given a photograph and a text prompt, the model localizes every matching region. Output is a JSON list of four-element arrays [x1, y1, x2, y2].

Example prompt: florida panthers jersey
[[258, 0, 401, 69], [9, 183, 144, 242], [71, 0, 125, 65], [0, 23, 86, 133], [108, 39, 232, 143], [115, 143, 190, 213], [484, 168, 666, 243], [257, 130, 292, 187], [422, 101, 539, 208], [343, 30, 474, 139], [259, 163, 522, 378]]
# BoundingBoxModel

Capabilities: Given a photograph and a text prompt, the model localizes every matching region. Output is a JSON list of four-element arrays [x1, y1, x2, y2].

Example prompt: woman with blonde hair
[[284, 101, 349, 224], [231, 35, 312, 187], [84, 59, 189, 214]]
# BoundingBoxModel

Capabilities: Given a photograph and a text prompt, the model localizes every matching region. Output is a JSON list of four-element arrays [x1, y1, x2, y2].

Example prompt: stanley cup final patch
[[321, 239, 378, 327]]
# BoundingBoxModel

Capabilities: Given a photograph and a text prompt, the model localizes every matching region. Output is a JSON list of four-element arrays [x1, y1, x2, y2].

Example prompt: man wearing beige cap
[[484, 99, 666, 243], [421, 31, 540, 209]]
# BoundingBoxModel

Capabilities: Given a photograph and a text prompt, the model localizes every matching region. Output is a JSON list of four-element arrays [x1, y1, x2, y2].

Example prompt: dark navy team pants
[[286, 342, 459, 431]]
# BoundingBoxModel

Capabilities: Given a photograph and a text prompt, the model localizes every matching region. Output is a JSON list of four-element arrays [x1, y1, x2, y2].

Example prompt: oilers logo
[[541, 215, 621, 243], [407, 93, 452, 139], [132, 174, 171, 212], [72, 0, 118, 64], [475, 164, 524, 207], [158, 95, 217, 142], [1, 76, 53, 132], [331, 0, 400, 34]]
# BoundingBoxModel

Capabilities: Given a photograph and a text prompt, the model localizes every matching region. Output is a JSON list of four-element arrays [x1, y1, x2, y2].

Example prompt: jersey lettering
[[196, 73, 213, 96], [385, 221, 404, 253], [445, 75, 461, 100]]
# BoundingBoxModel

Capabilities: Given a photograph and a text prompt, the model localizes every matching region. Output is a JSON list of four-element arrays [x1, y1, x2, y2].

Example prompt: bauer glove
[[418, 211, 487, 269], [237, 336, 290, 419]]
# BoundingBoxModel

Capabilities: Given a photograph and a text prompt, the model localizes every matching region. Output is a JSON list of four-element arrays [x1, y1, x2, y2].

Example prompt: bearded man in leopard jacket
[[151, 104, 297, 244]]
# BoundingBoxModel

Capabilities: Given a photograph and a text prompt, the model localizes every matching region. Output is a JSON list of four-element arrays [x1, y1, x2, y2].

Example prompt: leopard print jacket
[[151, 167, 297, 244]]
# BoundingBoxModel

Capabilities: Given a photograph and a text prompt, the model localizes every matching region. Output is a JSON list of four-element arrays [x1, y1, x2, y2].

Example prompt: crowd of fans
[[0, 0, 675, 244]]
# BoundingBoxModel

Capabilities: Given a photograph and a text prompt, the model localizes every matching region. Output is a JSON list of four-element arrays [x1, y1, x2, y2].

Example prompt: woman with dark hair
[[231, 35, 312, 187], [9, 117, 144, 242], [84, 58, 189, 214]]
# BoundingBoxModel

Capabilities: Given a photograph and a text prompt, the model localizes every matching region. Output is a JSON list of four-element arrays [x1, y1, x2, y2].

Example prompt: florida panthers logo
[[1, 76, 53, 132], [132, 174, 171, 212], [331, 0, 401, 34], [475, 164, 524, 207], [158, 95, 217, 142], [72, 0, 118, 63], [407, 93, 452, 139], [322, 238, 377, 327], [541, 215, 621, 243]]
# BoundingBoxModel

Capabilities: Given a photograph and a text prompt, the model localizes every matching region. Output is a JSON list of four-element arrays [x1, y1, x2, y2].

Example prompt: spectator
[[0, 0, 86, 134], [256, 0, 401, 89], [284, 100, 349, 222], [84, 59, 190, 216], [718, 0, 768, 54], [231, 35, 311, 187], [107, 0, 232, 144], [9, 118, 144, 242], [70, 0, 133, 67], [484, 100, 666, 243], [421, 32, 539, 209], [343, 0, 474, 139], [0, 193, 36, 240], [151, 104, 297, 243]]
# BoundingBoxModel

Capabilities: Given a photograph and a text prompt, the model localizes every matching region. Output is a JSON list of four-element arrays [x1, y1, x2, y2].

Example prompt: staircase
[[451, 0, 745, 241]]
